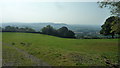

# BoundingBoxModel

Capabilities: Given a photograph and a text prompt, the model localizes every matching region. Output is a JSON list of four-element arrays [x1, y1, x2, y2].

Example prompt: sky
[[0, 0, 112, 25]]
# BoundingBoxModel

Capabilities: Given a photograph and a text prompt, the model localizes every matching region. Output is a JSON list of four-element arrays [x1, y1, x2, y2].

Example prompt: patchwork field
[[2, 32, 119, 66]]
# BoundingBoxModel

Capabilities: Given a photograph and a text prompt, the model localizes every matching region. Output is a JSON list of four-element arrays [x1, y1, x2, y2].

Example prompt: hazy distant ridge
[[2, 23, 101, 32]]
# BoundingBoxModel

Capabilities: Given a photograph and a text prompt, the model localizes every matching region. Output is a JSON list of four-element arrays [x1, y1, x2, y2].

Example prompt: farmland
[[2, 32, 119, 66]]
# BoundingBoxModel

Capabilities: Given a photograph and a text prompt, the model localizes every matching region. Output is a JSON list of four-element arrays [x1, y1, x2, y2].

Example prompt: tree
[[41, 25, 57, 35], [41, 25, 75, 38], [24, 27, 36, 32], [98, 1, 120, 16], [3, 26, 36, 32], [57, 26, 75, 38], [66, 30, 75, 38], [100, 16, 120, 38], [19, 28, 26, 32], [98, 1, 120, 38], [4, 26, 16, 32], [57, 27, 68, 37]]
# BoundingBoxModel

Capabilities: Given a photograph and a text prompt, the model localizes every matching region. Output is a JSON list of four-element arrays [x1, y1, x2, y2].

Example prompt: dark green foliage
[[3, 26, 36, 32], [41, 25, 75, 38], [57, 27, 75, 38], [100, 16, 120, 38], [2, 25, 75, 38], [110, 17, 120, 35], [4, 26, 17, 32], [67, 30, 75, 38], [98, 1, 120, 38], [57, 27, 68, 37], [41, 25, 57, 36], [18, 27, 35, 32]]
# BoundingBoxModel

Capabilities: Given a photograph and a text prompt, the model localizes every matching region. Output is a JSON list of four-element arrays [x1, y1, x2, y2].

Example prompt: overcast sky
[[0, 0, 111, 25]]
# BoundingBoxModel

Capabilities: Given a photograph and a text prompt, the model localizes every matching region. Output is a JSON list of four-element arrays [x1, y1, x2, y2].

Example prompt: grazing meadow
[[2, 32, 119, 66]]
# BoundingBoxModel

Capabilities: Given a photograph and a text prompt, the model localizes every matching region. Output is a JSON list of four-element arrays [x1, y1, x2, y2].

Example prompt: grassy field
[[2, 44, 36, 66], [2, 32, 119, 66]]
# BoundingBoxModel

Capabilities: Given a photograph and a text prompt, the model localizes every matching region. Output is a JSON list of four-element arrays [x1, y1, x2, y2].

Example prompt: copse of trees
[[41, 25, 57, 36], [41, 25, 75, 38], [57, 27, 75, 38], [19, 27, 36, 32], [2, 26, 36, 33]]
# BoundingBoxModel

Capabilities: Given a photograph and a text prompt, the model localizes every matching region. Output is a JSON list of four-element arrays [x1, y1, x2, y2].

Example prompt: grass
[[2, 32, 119, 66], [2, 44, 36, 66]]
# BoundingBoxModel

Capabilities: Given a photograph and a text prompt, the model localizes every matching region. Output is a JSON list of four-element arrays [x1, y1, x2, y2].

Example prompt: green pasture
[[2, 32, 119, 66], [2, 44, 36, 66]]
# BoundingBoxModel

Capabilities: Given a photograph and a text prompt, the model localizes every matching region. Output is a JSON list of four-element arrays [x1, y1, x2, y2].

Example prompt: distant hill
[[2, 23, 68, 31], [2, 23, 101, 32]]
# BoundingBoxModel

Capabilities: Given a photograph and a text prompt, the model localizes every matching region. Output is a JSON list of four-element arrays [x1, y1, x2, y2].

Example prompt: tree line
[[2, 26, 36, 33], [1, 25, 75, 38], [41, 25, 75, 38]]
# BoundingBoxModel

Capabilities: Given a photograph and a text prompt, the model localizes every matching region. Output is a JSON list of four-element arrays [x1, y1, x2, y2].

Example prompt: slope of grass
[[2, 44, 36, 66], [2, 32, 119, 66]]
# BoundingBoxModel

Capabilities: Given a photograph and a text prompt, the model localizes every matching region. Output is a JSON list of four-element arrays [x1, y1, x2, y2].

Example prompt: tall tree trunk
[[111, 34, 114, 38]]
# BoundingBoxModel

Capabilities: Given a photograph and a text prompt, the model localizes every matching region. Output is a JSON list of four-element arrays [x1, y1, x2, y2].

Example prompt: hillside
[[2, 32, 118, 66]]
